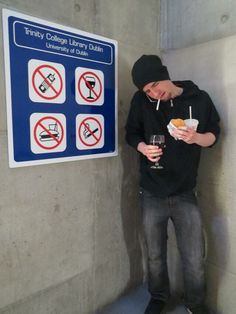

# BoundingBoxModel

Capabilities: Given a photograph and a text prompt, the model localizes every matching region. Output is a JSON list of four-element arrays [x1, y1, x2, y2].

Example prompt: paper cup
[[184, 119, 199, 130]]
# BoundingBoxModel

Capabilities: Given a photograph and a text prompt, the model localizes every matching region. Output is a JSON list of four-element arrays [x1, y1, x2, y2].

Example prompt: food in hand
[[170, 118, 186, 128]]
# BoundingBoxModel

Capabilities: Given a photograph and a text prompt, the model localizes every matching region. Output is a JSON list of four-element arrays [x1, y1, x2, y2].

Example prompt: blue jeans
[[140, 188, 206, 309]]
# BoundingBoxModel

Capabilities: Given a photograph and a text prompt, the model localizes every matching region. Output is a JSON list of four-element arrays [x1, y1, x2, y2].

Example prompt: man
[[125, 55, 220, 314]]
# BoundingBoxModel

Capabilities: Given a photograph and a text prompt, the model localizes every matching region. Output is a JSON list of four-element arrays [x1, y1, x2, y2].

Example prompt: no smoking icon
[[75, 67, 104, 106], [76, 114, 104, 150], [28, 59, 66, 103]]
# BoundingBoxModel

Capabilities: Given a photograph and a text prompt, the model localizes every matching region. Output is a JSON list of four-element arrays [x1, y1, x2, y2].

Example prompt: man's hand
[[172, 127, 197, 144], [172, 127, 216, 147], [137, 142, 163, 162]]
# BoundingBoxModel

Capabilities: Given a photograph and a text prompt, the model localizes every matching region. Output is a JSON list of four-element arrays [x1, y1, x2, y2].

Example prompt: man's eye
[[153, 82, 159, 87]]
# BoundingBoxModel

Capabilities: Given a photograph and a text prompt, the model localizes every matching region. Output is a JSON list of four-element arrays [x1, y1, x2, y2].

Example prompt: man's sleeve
[[125, 93, 145, 150]]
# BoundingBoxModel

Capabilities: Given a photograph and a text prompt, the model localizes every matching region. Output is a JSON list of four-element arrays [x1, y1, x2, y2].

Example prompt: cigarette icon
[[85, 128, 98, 138]]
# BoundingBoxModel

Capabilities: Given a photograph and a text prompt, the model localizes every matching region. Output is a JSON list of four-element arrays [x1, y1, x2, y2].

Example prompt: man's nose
[[151, 89, 161, 98]]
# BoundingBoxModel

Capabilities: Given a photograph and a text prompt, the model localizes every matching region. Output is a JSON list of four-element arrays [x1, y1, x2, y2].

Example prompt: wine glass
[[149, 135, 165, 169], [85, 76, 96, 99]]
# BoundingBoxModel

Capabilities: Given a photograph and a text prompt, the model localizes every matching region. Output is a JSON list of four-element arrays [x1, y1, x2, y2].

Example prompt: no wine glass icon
[[85, 76, 96, 100]]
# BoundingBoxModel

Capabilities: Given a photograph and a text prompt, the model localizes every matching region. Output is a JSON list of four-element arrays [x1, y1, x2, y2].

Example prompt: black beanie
[[131, 55, 170, 90]]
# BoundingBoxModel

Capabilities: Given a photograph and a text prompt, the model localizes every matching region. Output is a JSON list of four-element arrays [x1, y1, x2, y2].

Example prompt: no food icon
[[30, 113, 67, 154]]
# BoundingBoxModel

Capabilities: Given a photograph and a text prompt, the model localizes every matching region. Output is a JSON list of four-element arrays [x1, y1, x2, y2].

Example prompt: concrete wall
[[161, 1, 236, 313], [0, 1, 160, 313], [161, 0, 236, 50]]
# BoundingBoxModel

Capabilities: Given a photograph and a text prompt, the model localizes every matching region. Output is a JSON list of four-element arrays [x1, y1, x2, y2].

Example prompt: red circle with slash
[[78, 71, 102, 102], [32, 65, 63, 100], [78, 117, 102, 146], [34, 116, 64, 149]]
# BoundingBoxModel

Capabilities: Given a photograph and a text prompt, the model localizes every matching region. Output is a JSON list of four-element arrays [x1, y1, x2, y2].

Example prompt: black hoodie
[[125, 81, 220, 197]]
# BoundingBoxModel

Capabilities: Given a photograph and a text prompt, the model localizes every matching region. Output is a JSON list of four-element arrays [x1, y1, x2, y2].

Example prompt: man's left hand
[[172, 127, 198, 144]]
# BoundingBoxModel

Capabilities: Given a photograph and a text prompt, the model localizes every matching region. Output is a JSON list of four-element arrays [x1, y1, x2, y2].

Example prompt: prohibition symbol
[[30, 113, 67, 154], [75, 67, 104, 106], [28, 59, 66, 103], [78, 72, 102, 102], [33, 65, 62, 100], [34, 116, 64, 149], [76, 114, 104, 150]]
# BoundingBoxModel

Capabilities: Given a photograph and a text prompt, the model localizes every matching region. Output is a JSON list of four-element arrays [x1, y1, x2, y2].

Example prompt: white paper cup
[[184, 119, 199, 130]]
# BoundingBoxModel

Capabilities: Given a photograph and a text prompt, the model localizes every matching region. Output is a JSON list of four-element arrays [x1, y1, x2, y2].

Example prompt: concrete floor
[[98, 285, 190, 314]]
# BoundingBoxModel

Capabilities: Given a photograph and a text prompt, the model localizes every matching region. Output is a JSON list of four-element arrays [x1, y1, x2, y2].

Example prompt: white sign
[[76, 114, 104, 149], [28, 59, 66, 103], [30, 113, 66, 153]]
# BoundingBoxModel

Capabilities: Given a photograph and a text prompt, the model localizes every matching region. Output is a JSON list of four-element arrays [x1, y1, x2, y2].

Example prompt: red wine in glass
[[85, 76, 96, 99], [149, 135, 165, 169]]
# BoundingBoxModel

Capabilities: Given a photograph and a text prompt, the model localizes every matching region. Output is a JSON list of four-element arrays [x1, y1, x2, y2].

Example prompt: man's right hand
[[137, 142, 163, 162]]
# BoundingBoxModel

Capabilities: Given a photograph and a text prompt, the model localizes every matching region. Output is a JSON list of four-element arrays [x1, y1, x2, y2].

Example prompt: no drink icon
[[76, 67, 104, 106], [85, 76, 96, 100]]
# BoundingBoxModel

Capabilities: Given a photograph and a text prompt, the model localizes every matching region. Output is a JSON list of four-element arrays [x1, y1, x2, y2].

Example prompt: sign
[[3, 9, 117, 167], [75, 67, 104, 105], [30, 113, 66, 153], [76, 114, 104, 149], [29, 59, 66, 103]]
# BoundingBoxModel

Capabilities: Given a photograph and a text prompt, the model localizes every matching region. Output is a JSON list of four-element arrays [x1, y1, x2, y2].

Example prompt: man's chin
[[160, 94, 171, 102], [160, 97, 170, 102]]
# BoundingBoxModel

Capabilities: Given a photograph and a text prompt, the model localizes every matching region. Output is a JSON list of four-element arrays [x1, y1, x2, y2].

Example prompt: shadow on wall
[[198, 136, 229, 312], [194, 48, 229, 312], [118, 56, 145, 294], [120, 121, 145, 294], [121, 141, 145, 291]]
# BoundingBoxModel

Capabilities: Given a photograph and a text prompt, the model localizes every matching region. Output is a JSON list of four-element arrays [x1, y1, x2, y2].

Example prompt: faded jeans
[[140, 188, 206, 309]]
